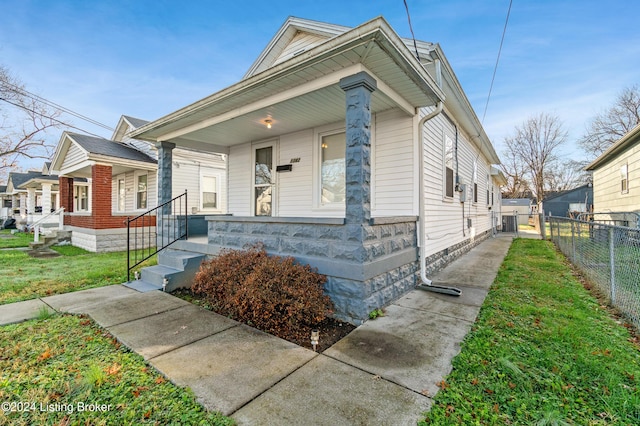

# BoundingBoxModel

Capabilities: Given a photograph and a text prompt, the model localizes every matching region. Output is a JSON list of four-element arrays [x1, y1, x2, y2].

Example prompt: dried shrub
[[192, 244, 333, 338]]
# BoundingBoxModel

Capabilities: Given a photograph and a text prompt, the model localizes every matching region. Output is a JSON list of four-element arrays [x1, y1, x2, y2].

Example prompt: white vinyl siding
[[273, 32, 328, 66], [420, 107, 495, 258], [277, 130, 314, 217], [228, 143, 252, 215], [172, 149, 226, 214], [372, 109, 415, 217], [61, 142, 86, 170], [592, 143, 640, 212]]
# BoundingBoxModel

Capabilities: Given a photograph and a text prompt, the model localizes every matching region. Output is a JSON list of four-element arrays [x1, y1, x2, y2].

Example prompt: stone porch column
[[156, 141, 175, 215], [19, 193, 26, 217], [339, 71, 377, 225], [41, 183, 52, 213], [26, 188, 36, 215]]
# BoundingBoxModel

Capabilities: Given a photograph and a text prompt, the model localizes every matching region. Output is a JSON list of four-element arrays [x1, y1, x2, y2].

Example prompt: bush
[[192, 244, 333, 338]]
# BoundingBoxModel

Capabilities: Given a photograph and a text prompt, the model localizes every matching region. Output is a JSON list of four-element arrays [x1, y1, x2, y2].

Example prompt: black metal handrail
[[126, 191, 188, 282]]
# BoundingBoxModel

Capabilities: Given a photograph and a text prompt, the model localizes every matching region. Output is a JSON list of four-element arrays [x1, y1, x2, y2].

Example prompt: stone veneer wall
[[69, 226, 155, 253], [207, 216, 493, 324], [207, 216, 417, 324]]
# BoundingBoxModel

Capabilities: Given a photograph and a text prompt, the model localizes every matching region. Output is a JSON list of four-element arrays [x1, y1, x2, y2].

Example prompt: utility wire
[[481, 0, 513, 124], [0, 80, 114, 132], [403, 0, 421, 61], [0, 96, 107, 139]]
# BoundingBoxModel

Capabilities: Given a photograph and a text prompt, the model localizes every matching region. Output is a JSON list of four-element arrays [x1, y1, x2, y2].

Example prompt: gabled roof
[[245, 17, 352, 78], [71, 133, 156, 163], [131, 15, 498, 164], [50, 131, 156, 177], [586, 123, 640, 171], [6, 170, 57, 193], [131, 16, 444, 150], [112, 115, 150, 142]]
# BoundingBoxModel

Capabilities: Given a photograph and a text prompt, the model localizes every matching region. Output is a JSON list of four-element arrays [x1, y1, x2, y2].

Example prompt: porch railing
[[126, 191, 188, 282], [28, 207, 65, 241]]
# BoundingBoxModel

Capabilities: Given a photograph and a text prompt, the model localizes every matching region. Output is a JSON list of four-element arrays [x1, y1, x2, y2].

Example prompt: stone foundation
[[68, 226, 155, 253]]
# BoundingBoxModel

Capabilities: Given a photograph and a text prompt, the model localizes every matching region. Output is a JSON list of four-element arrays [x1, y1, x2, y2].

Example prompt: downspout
[[416, 102, 462, 296]]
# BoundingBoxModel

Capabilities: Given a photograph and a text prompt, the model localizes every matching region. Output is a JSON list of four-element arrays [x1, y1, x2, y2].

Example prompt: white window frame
[[199, 170, 222, 212], [116, 174, 126, 212], [313, 125, 346, 211], [472, 160, 478, 204], [621, 163, 629, 194], [134, 171, 148, 210], [443, 134, 455, 200], [251, 139, 278, 217], [74, 183, 90, 212]]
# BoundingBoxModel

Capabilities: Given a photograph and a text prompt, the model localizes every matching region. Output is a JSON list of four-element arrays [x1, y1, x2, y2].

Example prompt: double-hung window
[[320, 131, 346, 205], [74, 185, 88, 212], [621, 164, 629, 194], [444, 136, 454, 198], [136, 173, 148, 210], [200, 173, 220, 210]]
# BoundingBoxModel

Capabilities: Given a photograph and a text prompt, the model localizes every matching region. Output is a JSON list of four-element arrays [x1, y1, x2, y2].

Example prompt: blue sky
[[1, 0, 639, 174]]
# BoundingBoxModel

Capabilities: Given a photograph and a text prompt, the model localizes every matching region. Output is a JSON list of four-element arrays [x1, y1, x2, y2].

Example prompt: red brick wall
[[62, 165, 156, 230], [59, 176, 74, 213]]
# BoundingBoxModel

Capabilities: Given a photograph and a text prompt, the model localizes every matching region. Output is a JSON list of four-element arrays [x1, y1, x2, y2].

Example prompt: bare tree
[[499, 143, 531, 199], [0, 65, 62, 180], [503, 113, 568, 202], [544, 159, 590, 192], [578, 85, 640, 159]]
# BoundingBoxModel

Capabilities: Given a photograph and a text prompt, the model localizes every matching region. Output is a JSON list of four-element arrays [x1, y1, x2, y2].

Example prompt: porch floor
[[0, 235, 514, 424]]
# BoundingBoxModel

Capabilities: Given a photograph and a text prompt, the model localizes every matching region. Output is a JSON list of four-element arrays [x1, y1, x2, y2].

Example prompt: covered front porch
[[130, 18, 444, 322]]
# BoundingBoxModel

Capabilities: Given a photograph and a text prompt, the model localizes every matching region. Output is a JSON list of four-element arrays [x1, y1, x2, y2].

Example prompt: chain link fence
[[548, 216, 640, 330]]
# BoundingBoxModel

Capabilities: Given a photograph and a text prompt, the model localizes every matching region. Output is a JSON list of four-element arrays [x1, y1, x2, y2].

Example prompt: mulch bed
[[173, 289, 356, 352]]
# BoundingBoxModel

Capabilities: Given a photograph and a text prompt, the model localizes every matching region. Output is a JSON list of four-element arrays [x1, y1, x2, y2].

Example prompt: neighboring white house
[[2, 163, 61, 227], [585, 123, 640, 227], [131, 16, 504, 323], [48, 115, 227, 252]]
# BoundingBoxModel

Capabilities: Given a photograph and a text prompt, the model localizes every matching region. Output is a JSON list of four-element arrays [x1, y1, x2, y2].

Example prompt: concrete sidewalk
[[0, 234, 513, 425]]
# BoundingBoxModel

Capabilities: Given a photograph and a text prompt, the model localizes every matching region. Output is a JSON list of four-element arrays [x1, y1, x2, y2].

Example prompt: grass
[[421, 238, 640, 425], [0, 230, 32, 249], [0, 248, 156, 305], [0, 314, 233, 425]]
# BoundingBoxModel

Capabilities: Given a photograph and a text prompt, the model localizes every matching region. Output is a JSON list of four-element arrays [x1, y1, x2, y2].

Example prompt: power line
[[482, 0, 513, 125], [403, 0, 421, 62], [0, 80, 114, 132], [0, 96, 108, 139]]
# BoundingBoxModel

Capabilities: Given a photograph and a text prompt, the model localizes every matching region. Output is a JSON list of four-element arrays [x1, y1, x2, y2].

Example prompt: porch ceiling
[[132, 17, 444, 150]]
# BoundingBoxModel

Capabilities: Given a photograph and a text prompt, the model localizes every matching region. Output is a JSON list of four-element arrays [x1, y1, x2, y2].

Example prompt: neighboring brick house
[[49, 115, 227, 251]]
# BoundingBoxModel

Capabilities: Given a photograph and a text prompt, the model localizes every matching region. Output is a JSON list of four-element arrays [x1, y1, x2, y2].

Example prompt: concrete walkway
[[0, 234, 513, 425]]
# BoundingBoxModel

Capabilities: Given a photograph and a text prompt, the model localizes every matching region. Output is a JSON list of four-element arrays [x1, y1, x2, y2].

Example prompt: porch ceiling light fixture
[[263, 119, 273, 129]]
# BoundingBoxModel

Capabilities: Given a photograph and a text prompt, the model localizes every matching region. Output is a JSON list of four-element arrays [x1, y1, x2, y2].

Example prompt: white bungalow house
[[130, 16, 504, 323], [2, 163, 61, 227], [49, 115, 226, 252], [585, 123, 640, 227]]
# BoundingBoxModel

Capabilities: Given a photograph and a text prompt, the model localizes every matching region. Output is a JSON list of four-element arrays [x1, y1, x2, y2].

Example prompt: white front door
[[253, 141, 276, 216]]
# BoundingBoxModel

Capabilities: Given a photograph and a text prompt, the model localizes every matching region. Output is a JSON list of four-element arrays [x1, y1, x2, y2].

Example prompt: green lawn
[[0, 230, 32, 249], [421, 238, 640, 424], [0, 313, 233, 425], [0, 248, 156, 305]]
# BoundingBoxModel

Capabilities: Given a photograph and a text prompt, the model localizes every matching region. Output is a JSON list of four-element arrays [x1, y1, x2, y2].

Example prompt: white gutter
[[417, 101, 462, 296]]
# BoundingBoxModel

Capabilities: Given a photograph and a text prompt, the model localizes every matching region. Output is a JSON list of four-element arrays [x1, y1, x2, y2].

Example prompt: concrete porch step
[[123, 279, 163, 293], [28, 230, 72, 251], [136, 249, 206, 293]]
